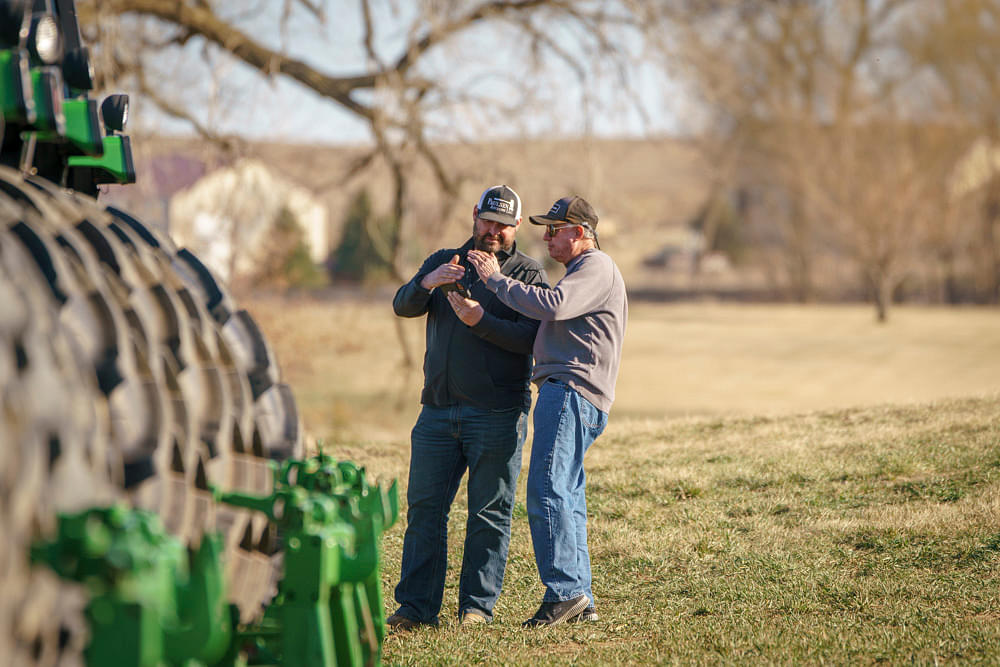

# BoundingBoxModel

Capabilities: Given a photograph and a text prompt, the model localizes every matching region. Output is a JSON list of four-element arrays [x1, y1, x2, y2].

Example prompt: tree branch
[[92, 0, 377, 119]]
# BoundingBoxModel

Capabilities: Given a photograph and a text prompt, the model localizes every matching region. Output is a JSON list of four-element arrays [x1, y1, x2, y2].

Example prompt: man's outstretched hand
[[420, 254, 465, 290], [467, 250, 501, 282]]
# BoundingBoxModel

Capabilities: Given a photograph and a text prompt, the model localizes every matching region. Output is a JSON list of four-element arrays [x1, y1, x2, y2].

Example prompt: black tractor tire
[[0, 167, 303, 662]]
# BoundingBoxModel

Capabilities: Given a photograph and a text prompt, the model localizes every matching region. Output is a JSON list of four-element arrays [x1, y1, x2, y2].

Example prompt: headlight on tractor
[[28, 13, 62, 66], [101, 94, 128, 134]]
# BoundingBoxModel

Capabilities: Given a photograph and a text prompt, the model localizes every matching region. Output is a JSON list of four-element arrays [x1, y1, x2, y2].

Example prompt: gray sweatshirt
[[486, 248, 627, 413]]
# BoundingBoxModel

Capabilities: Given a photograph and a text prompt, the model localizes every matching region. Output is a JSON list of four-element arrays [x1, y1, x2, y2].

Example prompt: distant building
[[101, 153, 206, 232], [949, 137, 1000, 200], [169, 159, 328, 282]]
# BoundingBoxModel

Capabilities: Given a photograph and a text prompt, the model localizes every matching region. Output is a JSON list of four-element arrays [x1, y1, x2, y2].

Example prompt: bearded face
[[472, 214, 518, 253]]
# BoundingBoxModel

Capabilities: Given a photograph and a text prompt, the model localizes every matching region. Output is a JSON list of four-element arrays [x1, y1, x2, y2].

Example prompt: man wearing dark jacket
[[388, 185, 549, 630]]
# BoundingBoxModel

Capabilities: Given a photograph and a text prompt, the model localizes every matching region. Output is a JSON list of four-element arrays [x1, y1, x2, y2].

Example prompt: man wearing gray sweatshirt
[[465, 195, 627, 627]]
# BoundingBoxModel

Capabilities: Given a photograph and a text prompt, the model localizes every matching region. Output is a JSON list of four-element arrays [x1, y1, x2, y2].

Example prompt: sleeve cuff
[[469, 310, 494, 334]]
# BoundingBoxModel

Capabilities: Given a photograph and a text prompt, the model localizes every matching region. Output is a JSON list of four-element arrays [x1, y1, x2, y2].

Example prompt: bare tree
[[803, 123, 957, 321], [77, 0, 649, 282], [903, 0, 1000, 302], [650, 0, 958, 319]]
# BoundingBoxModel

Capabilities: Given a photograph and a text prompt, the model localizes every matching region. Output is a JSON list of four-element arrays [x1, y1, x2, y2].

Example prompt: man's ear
[[473, 206, 480, 223]]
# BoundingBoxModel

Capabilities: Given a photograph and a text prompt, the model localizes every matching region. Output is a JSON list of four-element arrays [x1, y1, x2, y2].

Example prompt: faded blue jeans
[[527, 379, 608, 604], [393, 404, 527, 624]]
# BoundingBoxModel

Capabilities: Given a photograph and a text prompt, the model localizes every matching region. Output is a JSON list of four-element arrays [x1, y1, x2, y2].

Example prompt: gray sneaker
[[522, 595, 590, 628], [569, 606, 599, 623]]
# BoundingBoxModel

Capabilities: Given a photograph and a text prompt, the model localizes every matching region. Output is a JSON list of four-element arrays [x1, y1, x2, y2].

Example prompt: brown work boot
[[386, 613, 428, 632]]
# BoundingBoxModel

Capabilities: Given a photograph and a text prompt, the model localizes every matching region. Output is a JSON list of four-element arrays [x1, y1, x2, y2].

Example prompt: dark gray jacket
[[393, 238, 549, 410]]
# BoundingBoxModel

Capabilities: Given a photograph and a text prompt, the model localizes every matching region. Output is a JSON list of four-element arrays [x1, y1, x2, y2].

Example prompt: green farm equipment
[[1, 1, 398, 664], [31, 453, 399, 666]]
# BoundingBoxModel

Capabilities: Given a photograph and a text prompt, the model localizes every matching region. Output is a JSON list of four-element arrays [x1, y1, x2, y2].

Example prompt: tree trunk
[[983, 186, 1000, 303], [786, 191, 813, 303], [939, 251, 961, 304], [871, 271, 890, 323]]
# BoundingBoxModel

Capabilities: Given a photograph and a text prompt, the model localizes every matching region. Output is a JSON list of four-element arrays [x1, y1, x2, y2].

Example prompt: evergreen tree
[[330, 189, 395, 282]]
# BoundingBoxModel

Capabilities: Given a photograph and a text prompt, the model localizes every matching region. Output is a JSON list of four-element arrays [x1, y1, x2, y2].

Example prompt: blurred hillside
[[101, 135, 713, 290], [100, 128, 1000, 311]]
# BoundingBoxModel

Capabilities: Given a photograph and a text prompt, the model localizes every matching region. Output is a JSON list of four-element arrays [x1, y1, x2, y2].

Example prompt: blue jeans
[[394, 404, 527, 624], [527, 380, 608, 603]]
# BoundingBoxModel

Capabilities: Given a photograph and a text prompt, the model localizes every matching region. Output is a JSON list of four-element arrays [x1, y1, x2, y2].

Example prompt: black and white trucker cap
[[476, 184, 522, 226]]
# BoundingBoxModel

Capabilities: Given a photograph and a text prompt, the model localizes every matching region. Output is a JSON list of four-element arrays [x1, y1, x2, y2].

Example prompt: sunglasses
[[545, 223, 578, 236]]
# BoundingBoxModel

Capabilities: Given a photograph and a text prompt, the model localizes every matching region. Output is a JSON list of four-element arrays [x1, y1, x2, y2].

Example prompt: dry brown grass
[[618, 302, 1000, 419], [245, 296, 1000, 447]]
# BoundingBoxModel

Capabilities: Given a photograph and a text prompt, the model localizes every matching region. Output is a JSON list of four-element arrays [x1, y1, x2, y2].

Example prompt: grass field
[[248, 297, 1000, 444], [377, 397, 1000, 664], [245, 297, 1000, 664]]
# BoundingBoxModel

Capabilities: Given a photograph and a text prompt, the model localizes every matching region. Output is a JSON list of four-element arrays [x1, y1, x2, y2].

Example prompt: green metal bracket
[[217, 451, 399, 667], [62, 97, 103, 155], [28, 66, 63, 134], [0, 49, 33, 124], [31, 447, 398, 667], [33, 450, 399, 667], [31, 505, 234, 667], [67, 134, 137, 184]]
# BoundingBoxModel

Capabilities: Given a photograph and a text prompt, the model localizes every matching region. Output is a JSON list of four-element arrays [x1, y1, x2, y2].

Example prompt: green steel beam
[[62, 97, 102, 155], [0, 49, 33, 123], [68, 134, 136, 184], [29, 67, 63, 133]]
